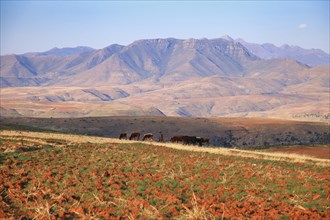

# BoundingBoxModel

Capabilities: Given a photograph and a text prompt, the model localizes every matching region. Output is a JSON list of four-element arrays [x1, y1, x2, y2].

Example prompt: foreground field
[[0, 130, 329, 219]]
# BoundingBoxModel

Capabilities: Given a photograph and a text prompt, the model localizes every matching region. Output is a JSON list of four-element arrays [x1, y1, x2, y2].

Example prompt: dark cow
[[196, 137, 210, 146], [129, 132, 140, 140], [171, 135, 208, 146], [201, 137, 210, 145], [182, 136, 198, 145], [142, 133, 153, 141], [119, 133, 127, 140]]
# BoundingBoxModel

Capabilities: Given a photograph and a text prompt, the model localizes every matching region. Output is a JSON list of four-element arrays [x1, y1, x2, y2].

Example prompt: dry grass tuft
[[177, 192, 215, 220]]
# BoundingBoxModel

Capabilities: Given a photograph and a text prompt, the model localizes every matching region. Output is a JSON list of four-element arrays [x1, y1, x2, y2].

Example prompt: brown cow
[[170, 136, 183, 143], [142, 133, 153, 141], [119, 133, 127, 140], [129, 132, 140, 140]]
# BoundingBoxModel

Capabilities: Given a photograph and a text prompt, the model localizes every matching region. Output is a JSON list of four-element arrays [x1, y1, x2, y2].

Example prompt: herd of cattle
[[119, 132, 209, 146]]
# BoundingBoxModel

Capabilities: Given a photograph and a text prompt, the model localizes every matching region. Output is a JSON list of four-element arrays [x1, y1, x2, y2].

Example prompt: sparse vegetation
[[0, 130, 329, 219], [1, 116, 329, 148]]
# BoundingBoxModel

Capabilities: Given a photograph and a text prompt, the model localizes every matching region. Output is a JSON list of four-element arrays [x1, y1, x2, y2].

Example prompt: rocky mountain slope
[[3, 36, 328, 88], [1, 38, 262, 87]]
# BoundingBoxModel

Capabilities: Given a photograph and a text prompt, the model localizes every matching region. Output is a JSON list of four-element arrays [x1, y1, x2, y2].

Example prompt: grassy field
[[1, 130, 329, 219]]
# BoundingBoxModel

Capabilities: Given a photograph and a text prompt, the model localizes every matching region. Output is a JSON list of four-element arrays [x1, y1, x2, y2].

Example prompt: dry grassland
[[1, 130, 329, 167]]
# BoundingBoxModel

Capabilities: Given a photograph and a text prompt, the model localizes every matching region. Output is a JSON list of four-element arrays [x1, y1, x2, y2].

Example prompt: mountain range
[[0, 36, 329, 119], [236, 38, 329, 67]]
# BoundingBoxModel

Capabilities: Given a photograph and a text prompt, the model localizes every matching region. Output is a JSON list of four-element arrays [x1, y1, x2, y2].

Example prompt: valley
[[1, 116, 328, 148]]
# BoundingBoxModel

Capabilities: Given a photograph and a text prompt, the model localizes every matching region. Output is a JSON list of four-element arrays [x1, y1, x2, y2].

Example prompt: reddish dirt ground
[[266, 145, 330, 159], [1, 133, 330, 219]]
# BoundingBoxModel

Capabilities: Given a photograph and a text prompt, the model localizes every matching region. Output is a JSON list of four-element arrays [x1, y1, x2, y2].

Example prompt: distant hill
[[236, 38, 330, 67], [23, 46, 95, 57]]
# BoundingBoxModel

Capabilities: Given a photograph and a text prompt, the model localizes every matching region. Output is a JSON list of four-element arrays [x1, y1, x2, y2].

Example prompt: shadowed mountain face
[[0, 37, 329, 119]]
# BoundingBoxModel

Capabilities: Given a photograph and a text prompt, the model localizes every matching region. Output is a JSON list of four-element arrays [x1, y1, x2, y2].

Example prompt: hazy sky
[[1, 0, 329, 55]]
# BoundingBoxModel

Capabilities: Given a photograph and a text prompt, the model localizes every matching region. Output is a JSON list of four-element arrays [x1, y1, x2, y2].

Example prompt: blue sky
[[1, 0, 329, 55]]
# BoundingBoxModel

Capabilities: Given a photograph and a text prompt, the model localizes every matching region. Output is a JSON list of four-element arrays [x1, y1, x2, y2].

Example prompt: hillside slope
[[1, 65, 327, 119]]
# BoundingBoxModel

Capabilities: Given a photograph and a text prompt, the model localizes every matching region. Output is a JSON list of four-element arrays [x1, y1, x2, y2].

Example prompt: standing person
[[158, 131, 164, 142]]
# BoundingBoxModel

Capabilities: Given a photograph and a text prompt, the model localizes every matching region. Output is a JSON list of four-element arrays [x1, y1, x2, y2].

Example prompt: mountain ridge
[[2, 36, 328, 88], [23, 46, 95, 57], [0, 36, 328, 119], [236, 38, 329, 67]]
